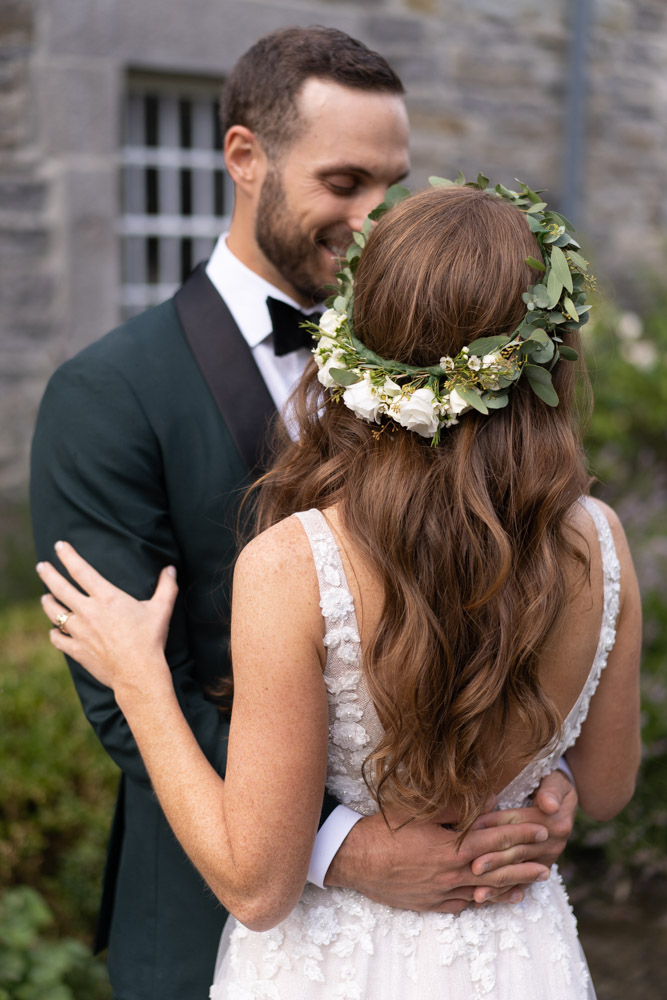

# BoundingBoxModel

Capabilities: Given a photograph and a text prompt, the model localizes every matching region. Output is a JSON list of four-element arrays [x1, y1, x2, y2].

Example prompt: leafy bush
[[569, 298, 667, 883], [0, 602, 118, 939], [0, 887, 110, 1000]]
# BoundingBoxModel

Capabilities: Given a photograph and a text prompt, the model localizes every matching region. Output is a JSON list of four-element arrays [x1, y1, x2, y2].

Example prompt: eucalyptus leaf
[[523, 328, 550, 345], [526, 214, 545, 234], [330, 368, 361, 387], [385, 183, 411, 206], [481, 392, 509, 409], [476, 173, 489, 190], [454, 386, 489, 414], [367, 204, 388, 222], [455, 169, 466, 185], [550, 245, 573, 292], [428, 175, 455, 187], [558, 345, 579, 361], [345, 242, 361, 262], [567, 249, 588, 271], [525, 256, 547, 272], [361, 217, 373, 238], [562, 295, 577, 320], [543, 230, 564, 244], [528, 341, 555, 363], [353, 232, 366, 248], [526, 202, 548, 214], [525, 366, 559, 406], [333, 296, 348, 314], [547, 210, 576, 232], [467, 335, 511, 356], [546, 269, 563, 309]]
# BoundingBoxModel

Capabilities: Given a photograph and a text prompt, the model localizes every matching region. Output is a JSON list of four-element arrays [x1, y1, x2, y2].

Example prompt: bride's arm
[[565, 501, 642, 820], [38, 521, 329, 932]]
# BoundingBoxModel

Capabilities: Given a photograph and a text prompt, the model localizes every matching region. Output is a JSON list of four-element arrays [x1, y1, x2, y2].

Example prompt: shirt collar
[[205, 234, 322, 350]]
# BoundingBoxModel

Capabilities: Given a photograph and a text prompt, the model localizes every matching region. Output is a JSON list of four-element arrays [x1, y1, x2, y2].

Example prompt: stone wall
[[1, 0, 666, 503]]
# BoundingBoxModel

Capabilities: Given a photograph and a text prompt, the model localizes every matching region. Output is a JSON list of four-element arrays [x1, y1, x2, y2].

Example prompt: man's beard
[[255, 168, 327, 304]]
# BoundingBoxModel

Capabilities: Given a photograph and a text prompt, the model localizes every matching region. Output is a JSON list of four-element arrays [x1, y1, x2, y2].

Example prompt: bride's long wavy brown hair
[[248, 186, 591, 833]]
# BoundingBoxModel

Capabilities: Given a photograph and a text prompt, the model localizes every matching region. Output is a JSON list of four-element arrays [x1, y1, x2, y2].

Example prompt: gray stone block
[[362, 13, 425, 46], [36, 61, 119, 157], [0, 176, 49, 213], [62, 166, 121, 351]]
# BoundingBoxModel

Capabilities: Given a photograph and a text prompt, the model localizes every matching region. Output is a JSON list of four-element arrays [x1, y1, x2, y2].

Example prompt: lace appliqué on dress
[[294, 509, 382, 816]]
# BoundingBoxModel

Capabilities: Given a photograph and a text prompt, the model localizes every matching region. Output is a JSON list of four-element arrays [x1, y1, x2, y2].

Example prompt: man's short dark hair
[[221, 26, 405, 156]]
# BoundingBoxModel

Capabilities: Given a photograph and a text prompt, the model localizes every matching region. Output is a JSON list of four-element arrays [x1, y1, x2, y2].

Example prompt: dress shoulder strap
[[562, 496, 622, 736], [293, 510, 361, 659]]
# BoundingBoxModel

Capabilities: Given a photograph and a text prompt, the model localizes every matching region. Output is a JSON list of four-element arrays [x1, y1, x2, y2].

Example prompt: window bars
[[120, 76, 231, 317]]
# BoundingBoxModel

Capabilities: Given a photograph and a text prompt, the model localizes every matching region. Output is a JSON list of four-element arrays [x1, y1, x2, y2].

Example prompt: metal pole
[[561, 0, 594, 224]]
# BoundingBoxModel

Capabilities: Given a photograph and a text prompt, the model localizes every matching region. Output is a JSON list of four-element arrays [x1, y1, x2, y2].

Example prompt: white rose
[[318, 335, 338, 352], [317, 352, 346, 388], [319, 308, 345, 335], [448, 387, 470, 415], [342, 375, 384, 424], [391, 387, 440, 438]]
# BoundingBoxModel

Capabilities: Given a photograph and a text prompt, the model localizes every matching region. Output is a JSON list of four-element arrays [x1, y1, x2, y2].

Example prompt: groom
[[31, 26, 577, 1000]]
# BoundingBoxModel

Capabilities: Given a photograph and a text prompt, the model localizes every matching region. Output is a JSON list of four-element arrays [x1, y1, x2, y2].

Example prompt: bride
[[37, 179, 641, 999]]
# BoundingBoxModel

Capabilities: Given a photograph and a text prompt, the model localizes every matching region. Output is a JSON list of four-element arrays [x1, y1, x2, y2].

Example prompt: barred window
[[120, 73, 232, 318]]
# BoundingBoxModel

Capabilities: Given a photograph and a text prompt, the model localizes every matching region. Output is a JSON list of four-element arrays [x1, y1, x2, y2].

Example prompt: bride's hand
[[36, 541, 178, 696]]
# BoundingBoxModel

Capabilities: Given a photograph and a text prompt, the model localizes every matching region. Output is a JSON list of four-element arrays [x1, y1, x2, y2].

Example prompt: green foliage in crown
[[308, 173, 593, 445]]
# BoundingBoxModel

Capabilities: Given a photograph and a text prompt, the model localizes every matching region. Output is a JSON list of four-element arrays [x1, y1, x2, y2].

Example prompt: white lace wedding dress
[[210, 498, 619, 999]]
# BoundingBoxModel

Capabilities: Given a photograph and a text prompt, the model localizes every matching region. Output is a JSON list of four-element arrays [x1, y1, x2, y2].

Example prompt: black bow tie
[[266, 296, 318, 357]]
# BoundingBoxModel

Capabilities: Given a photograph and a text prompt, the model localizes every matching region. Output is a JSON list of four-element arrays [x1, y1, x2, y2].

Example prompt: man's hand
[[471, 769, 577, 902], [324, 769, 577, 913]]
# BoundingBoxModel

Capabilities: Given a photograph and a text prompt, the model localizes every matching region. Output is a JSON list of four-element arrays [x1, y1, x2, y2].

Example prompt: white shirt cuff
[[307, 806, 364, 889], [556, 755, 576, 790]]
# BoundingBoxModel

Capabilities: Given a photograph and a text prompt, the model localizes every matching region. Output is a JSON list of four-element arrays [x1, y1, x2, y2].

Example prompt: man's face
[[254, 79, 410, 304]]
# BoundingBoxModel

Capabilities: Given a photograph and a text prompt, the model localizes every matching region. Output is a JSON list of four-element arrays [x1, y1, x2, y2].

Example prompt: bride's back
[[250, 184, 637, 830]]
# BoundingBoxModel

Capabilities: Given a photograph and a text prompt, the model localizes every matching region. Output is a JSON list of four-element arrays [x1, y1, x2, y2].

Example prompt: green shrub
[[570, 299, 667, 882], [0, 887, 110, 1000], [0, 603, 118, 939]]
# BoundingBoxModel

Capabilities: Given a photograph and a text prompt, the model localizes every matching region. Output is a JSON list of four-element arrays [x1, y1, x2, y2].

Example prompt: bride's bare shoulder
[[233, 515, 319, 603]]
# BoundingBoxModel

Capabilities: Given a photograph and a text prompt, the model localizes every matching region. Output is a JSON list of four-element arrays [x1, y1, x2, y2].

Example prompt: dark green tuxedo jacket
[[30, 266, 335, 999]]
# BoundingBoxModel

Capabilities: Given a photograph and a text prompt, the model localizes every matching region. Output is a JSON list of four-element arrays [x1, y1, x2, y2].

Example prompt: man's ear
[[224, 125, 266, 194]]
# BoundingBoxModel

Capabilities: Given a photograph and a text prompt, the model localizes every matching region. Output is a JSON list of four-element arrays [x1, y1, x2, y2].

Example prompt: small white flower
[[448, 387, 470, 415], [482, 353, 501, 369], [467, 355, 482, 371], [390, 387, 440, 438], [439, 356, 455, 371], [342, 375, 384, 424], [382, 377, 402, 397], [319, 308, 346, 335]]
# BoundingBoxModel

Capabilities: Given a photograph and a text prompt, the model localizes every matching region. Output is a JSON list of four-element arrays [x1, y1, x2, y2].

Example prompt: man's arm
[[30, 356, 229, 783], [324, 770, 577, 912]]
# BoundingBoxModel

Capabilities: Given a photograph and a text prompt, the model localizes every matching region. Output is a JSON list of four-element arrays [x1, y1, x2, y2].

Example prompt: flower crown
[[309, 173, 593, 445]]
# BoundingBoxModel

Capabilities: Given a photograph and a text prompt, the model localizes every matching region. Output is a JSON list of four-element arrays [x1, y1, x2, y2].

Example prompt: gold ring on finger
[[54, 611, 72, 634]]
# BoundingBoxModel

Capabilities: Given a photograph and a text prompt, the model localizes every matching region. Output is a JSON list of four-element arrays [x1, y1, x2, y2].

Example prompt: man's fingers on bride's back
[[475, 861, 550, 890], [465, 822, 548, 867]]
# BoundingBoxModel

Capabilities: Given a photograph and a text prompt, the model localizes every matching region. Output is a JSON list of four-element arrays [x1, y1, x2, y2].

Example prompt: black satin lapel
[[174, 264, 276, 473]]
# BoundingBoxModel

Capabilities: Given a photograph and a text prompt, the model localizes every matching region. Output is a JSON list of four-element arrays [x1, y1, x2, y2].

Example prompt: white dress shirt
[[206, 236, 364, 887]]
